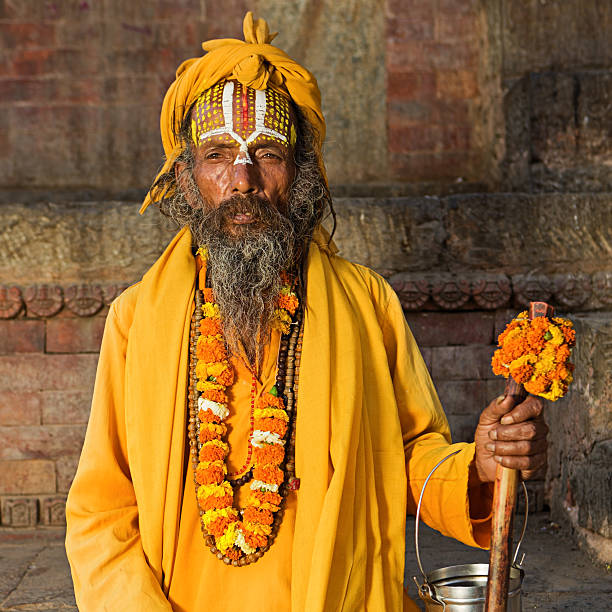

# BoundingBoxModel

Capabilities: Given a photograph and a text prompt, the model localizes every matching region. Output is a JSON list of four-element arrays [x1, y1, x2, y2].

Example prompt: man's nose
[[231, 158, 260, 194]]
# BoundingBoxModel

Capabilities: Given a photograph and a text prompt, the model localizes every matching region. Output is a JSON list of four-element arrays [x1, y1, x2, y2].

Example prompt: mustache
[[201, 194, 286, 228]]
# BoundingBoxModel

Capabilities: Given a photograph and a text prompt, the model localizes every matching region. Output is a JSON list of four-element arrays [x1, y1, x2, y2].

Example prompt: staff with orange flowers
[[65, 13, 549, 612]]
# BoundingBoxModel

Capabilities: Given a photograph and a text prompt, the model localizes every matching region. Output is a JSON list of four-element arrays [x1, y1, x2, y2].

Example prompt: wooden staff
[[485, 301, 554, 611]]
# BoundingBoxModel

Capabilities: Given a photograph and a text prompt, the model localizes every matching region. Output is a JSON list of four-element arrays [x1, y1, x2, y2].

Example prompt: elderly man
[[65, 13, 547, 612]]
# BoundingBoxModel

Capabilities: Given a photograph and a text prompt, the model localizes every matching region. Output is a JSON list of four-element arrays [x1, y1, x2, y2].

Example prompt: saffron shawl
[[66, 227, 486, 611]]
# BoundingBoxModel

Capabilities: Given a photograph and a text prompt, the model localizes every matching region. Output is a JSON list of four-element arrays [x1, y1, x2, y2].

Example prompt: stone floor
[[0, 513, 609, 611]]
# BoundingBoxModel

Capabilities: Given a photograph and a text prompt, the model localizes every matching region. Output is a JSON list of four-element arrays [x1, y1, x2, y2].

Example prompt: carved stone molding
[[65, 284, 104, 316], [1, 272, 611, 319], [513, 275, 554, 307], [23, 284, 63, 317], [40, 495, 67, 526], [390, 271, 612, 312], [0, 285, 23, 318], [0, 496, 38, 527], [431, 278, 471, 309]]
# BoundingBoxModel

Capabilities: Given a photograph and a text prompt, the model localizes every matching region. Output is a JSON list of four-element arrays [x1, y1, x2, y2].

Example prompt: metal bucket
[[413, 450, 527, 611]]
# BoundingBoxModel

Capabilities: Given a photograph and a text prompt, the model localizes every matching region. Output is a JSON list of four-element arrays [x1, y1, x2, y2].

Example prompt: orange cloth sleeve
[[65, 291, 172, 612], [377, 278, 493, 549]]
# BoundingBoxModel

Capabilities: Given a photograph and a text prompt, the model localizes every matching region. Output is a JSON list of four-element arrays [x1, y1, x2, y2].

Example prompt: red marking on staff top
[[529, 301, 555, 319], [287, 477, 300, 491], [242, 88, 249, 133]]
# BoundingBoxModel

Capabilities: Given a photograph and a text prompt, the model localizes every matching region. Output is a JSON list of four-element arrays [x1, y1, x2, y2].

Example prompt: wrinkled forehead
[[191, 80, 297, 151]]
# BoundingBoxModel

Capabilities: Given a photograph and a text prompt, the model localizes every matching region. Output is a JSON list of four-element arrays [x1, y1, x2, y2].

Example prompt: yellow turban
[[140, 12, 326, 214]]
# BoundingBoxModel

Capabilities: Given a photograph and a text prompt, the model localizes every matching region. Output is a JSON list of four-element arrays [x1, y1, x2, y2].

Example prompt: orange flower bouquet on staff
[[486, 304, 576, 612], [491, 311, 576, 401]]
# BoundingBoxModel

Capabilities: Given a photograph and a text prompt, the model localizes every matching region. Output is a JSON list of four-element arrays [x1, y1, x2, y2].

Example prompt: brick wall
[[385, 0, 493, 185], [0, 308, 101, 526]]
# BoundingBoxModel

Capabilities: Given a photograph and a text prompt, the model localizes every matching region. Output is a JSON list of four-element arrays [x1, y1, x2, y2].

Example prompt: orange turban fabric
[[140, 12, 326, 214]]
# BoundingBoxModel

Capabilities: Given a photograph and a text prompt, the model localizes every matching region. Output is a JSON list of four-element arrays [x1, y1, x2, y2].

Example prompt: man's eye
[[259, 151, 281, 160], [205, 152, 223, 159]]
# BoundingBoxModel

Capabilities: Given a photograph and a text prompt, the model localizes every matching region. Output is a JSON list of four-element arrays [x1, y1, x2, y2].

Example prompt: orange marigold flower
[[278, 293, 298, 315], [253, 465, 284, 485], [509, 362, 534, 384], [203, 389, 229, 404], [560, 326, 576, 346], [196, 464, 225, 485], [253, 444, 285, 466], [198, 339, 227, 363], [244, 530, 267, 549], [215, 367, 234, 386], [198, 409, 221, 424], [253, 417, 287, 437], [556, 344, 570, 363], [200, 318, 222, 336], [199, 444, 226, 462], [198, 422, 227, 443], [524, 375, 549, 395], [256, 394, 285, 410], [243, 507, 274, 525], [252, 490, 282, 506], [207, 515, 233, 537], [203, 288, 215, 303], [526, 325, 546, 352], [491, 351, 508, 377], [199, 493, 233, 511]]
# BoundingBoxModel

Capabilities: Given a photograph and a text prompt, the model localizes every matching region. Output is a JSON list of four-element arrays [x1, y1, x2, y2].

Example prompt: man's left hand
[[473, 394, 548, 483]]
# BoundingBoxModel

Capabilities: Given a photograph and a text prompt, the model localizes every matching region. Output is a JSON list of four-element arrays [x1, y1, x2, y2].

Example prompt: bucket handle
[[414, 449, 529, 583]]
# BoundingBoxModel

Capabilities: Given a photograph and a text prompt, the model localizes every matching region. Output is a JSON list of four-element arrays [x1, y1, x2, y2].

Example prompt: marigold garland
[[191, 253, 299, 563], [492, 311, 576, 401]]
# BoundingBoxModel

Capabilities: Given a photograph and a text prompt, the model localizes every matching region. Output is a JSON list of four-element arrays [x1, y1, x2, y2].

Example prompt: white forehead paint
[[197, 81, 289, 166]]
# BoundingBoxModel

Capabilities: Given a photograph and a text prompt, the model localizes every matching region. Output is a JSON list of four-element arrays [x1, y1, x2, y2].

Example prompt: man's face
[[186, 80, 297, 237]]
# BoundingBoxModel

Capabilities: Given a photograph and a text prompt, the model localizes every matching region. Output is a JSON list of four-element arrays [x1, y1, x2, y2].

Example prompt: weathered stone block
[[435, 380, 488, 416], [0, 391, 42, 426], [46, 317, 105, 354], [330, 197, 446, 276], [502, 0, 612, 77], [430, 345, 497, 381], [40, 495, 66, 526], [0, 496, 37, 527], [444, 193, 612, 274], [405, 312, 495, 347], [0, 424, 87, 461], [41, 390, 92, 425], [446, 413, 478, 444], [0, 459, 55, 495], [0, 320, 44, 354], [0, 354, 98, 392], [56, 455, 80, 493]]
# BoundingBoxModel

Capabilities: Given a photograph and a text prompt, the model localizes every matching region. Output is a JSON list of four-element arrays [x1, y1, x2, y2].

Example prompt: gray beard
[[190, 194, 297, 367]]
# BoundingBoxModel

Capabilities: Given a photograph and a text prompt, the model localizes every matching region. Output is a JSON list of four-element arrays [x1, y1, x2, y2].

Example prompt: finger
[[485, 437, 548, 456], [500, 396, 544, 425], [479, 394, 519, 426], [521, 464, 547, 481], [492, 420, 548, 442], [494, 452, 547, 471]]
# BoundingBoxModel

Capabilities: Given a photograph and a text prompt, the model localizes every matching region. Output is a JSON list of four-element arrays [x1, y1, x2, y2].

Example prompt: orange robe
[[65, 228, 492, 611]]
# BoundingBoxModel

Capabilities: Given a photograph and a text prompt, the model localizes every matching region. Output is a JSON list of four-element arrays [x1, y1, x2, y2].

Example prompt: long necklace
[[187, 269, 302, 566]]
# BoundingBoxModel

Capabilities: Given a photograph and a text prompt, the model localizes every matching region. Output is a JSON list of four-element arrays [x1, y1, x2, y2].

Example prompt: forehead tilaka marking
[[191, 81, 297, 165]]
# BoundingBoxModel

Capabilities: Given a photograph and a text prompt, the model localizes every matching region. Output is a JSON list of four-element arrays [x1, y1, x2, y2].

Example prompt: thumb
[[479, 394, 518, 426]]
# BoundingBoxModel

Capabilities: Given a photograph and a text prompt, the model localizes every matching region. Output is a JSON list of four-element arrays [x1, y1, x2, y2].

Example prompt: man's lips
[[231, 213, 256, 224]]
